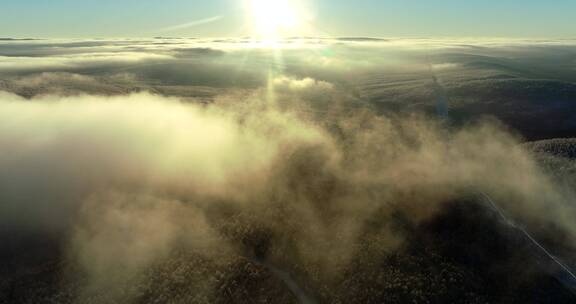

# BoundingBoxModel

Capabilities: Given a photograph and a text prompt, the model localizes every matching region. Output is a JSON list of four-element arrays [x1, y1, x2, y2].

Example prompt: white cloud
[[0, 52, 172, 72], [273, 76, 334, 91]]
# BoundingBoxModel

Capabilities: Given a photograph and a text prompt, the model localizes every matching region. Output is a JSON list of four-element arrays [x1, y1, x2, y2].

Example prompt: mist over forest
[[1, 37, 576, 303]]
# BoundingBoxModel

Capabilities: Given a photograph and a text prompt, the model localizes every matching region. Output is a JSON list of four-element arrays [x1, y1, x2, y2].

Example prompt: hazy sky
[[1, 0, 575, 38]]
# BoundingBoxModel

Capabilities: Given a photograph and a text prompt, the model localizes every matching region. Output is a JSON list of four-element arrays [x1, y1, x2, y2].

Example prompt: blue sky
[[1, 0, 575, 38]]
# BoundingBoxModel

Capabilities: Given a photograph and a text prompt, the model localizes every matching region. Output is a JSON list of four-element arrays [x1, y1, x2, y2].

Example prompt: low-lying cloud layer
[[2, 38, 575, 140]]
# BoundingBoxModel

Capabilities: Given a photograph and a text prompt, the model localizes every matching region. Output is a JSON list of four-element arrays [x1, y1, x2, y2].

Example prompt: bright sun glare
[[247, 0, 307, 40]]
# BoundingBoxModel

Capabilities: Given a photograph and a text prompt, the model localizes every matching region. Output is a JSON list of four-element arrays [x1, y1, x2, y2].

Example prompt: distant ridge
[[336, 37, 388, 42], [0, 38, 39, 41], [153, 37, 195, 40]]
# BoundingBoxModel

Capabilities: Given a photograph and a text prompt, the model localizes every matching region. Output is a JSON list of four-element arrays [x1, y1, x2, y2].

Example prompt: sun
[[246, 0, 306, 40]]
